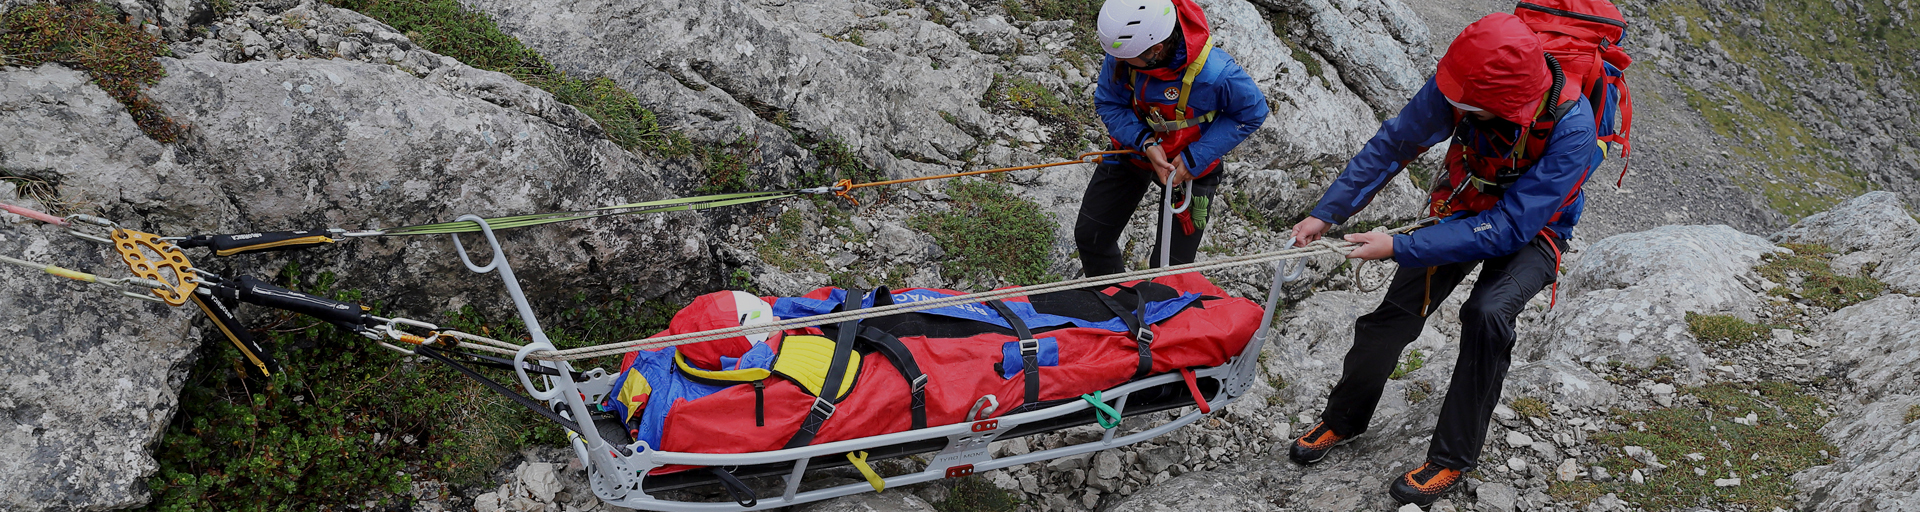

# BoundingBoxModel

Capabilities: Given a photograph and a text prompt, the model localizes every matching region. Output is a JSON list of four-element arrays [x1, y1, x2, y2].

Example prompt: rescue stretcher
[[450, 187, 1301, 510]]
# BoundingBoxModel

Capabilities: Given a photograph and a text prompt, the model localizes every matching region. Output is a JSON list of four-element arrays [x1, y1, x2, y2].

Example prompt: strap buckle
[[810, 396, 837, 419], [1018, 338, 1040, 355], [1135, 328, 1155, 344], [910, 374, 929, 392]]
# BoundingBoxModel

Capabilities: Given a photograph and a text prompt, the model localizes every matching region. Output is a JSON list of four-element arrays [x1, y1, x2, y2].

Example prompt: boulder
[[1818, 295, 1920, 402], [1522, 225, 1785, 376]]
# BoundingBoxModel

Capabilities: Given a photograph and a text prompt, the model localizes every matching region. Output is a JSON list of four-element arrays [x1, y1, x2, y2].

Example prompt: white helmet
[[1097, 0, 1179, 59], [728, 290, 776, 345]]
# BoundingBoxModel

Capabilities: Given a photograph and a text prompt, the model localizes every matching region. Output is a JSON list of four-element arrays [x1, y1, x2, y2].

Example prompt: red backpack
[[1516, 0, 1634, 185]]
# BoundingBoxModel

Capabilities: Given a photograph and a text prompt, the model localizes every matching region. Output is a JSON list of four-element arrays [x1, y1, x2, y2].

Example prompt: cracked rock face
[[0, 65, 201, 512]]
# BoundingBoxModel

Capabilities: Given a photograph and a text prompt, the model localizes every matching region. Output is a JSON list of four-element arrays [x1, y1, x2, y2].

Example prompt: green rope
[[1081, 391, 1122, 429], [379, 190, 798, 236]]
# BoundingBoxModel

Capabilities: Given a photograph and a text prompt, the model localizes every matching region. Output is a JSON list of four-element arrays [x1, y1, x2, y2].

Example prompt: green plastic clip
[[1082, 391, 1122, 429]]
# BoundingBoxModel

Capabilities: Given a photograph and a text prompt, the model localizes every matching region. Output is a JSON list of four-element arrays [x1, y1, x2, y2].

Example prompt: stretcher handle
[[1280, 237, 1308, 282], [177, 230, 337, 256]]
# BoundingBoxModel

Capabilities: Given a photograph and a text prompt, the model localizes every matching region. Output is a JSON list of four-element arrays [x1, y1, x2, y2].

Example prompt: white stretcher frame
[[446, 183, 1305, 511]]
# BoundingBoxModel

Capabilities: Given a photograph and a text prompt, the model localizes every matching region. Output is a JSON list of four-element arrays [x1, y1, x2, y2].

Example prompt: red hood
[[1434, 13, 1553, 125], [1136, 0, 1212, 81]]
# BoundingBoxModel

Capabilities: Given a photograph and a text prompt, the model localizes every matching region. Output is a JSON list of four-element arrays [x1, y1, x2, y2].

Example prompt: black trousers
[[1319, 234, 1559, 471], [1073, 161, 1219, 277]]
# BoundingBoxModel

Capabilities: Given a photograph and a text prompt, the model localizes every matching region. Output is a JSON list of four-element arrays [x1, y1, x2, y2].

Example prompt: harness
[[1125, 37, 1218, 164]]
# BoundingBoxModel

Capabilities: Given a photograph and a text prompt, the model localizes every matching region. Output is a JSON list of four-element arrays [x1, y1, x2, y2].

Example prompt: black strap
[[1092, 288, 1155, 380], [752, 381, 766, 427], [414, 345, 582, 435], [984, 300, 1041, 405], [708, 467, 758, 508], [857, 326, 928, 430], [783, 297, 863, 449], [188, 283, 281, 378]]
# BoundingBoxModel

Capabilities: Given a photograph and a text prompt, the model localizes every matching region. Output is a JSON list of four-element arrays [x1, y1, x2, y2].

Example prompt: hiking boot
[[1287, 421, 1350, 465], [1389, 461, 1464, 506]]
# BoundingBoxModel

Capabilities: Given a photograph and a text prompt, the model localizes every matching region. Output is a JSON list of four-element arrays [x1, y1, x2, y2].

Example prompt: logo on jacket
[[1162, 86, 1180, 101]]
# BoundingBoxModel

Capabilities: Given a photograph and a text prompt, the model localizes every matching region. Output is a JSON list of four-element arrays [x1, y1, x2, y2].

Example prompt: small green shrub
[[697, 135, 760, 194], [1905, 404, 1920, 424], [144, 265, 675, 511], [1389, 349, 1425, 379], [911, 180, 1058, 286], [0, 2, 182, 143], [1684, 312, 1772, 347], [932, 474, 1024, 512], [982, 74, 1098, 157]]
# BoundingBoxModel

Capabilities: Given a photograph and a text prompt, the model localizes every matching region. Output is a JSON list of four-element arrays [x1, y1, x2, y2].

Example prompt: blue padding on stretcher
[[999, 337, 1059, 379], [773, 288, 1202, 334]]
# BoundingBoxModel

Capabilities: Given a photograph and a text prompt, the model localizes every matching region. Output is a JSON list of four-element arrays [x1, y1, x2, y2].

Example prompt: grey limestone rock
[[1107, 470, 1280, 511], [1794, 394, 1920, 512], [1522, 225, 1786, 376], [1817, 295, 1920, 402], [0, 64, 203, 512]]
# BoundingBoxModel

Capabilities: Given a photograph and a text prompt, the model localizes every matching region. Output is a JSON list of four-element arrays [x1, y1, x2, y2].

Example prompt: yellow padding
[[673, 352, 771, 383], [772, 335, 860, 399], [615, 369, 653, 422], [848, 451, 885, 492]]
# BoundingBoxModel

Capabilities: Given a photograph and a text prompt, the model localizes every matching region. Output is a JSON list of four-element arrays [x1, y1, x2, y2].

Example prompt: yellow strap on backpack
[[673, 351, 772, 383], [772, 334, 861, 399]]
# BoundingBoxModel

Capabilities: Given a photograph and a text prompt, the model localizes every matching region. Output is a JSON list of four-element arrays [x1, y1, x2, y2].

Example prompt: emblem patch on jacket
[[1162, 86, 1180, 100]]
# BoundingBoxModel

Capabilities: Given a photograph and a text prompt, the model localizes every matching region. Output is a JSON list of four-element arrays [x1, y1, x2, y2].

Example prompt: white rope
[[437, 224, 1414, 362]]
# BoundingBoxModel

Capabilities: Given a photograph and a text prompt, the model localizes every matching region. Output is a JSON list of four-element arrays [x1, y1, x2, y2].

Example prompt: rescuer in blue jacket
[[1282, 14, 1603, 506], [1077, 0, 1268, 276]]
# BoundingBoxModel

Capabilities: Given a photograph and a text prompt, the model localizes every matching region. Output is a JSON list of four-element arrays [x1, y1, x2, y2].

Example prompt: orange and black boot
[[1389, 461, 1464, 505], [1287, 421, 1350, 465]]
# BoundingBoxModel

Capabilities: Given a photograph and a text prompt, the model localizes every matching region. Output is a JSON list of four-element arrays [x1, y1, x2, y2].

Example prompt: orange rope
[[831, 150, 1141, 204]]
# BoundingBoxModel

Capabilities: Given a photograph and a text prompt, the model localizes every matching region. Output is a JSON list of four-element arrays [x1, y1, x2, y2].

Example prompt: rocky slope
[[4, 0, 1920, 509]]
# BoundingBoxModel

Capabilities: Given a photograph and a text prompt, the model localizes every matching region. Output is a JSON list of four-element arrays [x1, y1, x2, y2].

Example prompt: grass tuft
[[1, 2, 183, 143], [1511, 396, 1550, 419], [1757, 243, 1887, 310], [911, 180, 1058, 286], [1906, 404, 1920, 424], [1684, 312, 1773, 347], [982, 73, 1098, 157]]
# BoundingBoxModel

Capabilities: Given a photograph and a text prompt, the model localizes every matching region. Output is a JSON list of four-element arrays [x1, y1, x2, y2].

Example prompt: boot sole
[[1287, 436, 1354, 465]]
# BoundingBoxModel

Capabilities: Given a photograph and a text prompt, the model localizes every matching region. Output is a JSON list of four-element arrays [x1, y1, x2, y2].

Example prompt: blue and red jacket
[[1309, 77, 1601, 268], [1093, 0, 1267, 177]]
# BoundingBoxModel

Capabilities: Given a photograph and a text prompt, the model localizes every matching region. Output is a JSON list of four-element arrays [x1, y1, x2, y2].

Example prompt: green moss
[[911, 180, 1059, 286], [330, 0, 686, 154], [1757, 243, 1887, 309], [1684, 312, 1773, 347], [1548, 480, 1607, 507], [142, 263, 675, 511], [1, 2, 182, 143], [932, 474, 1024, 512], [1511, 396, 1550, 419], [1405, 380, 1432, 404], [1589, 382, 1836, 511], [1906, 404, 1920, 424], [757, 209, 820, 272], [1389, 348, 1424, 379]]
